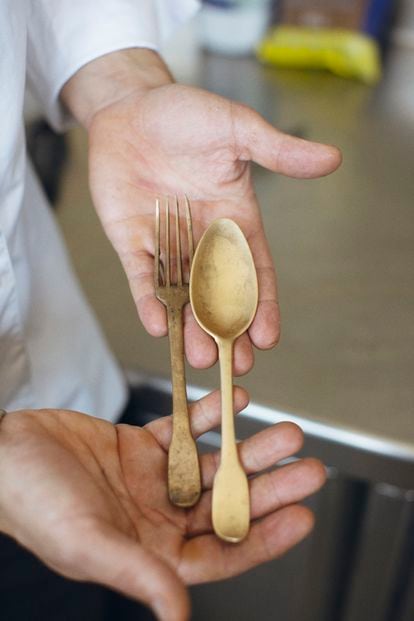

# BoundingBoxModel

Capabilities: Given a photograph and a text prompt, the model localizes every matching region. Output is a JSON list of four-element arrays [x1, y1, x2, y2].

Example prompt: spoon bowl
[[190, 218, 258, 340]]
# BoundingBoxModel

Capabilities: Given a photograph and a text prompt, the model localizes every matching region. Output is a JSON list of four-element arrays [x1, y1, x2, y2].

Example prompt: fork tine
[[165, 197, 171, 286], [154, 198, 161, 287], [184, 195, 194, 269], [175, 196, 183, 286]]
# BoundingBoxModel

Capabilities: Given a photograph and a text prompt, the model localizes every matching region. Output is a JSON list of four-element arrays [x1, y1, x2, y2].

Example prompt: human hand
[[88, 83, 341, 373], [62, 50, 341, 374], [0, 391, 325, 621]]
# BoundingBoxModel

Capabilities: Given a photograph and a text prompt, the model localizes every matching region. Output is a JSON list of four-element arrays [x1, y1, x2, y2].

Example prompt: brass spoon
[[190, 218, 258, 542]]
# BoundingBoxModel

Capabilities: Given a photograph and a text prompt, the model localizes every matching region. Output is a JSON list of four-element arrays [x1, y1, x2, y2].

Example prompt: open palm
[[88, 84, 341, 374], [0, 389, 325, 621]]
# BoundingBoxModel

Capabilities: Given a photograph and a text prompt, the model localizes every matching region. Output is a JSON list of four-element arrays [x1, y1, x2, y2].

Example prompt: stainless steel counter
[[160, 26, 414, 462]]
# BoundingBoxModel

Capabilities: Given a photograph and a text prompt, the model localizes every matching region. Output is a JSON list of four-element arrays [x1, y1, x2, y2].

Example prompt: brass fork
[[154, 196, 201, 507]]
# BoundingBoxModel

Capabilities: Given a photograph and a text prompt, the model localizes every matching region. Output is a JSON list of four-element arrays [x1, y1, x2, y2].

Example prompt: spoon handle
[[167, 307, 201, 508], [213, 338, 250, 542]]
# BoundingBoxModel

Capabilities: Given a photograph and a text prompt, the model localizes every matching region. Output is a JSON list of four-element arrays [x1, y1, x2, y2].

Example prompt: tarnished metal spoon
[[190, 218, 258, 542]]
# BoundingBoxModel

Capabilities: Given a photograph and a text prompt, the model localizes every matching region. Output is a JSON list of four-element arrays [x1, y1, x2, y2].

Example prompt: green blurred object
[[257, 25, 382, 84]]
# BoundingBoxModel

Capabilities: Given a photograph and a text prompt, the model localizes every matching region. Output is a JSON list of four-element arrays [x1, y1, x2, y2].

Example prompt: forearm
[[0, 410, 17, 537], [60, 48, 174, 130]]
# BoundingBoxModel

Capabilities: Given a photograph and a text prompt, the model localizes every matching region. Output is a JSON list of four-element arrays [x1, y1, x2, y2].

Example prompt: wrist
[[60, 48, 174, 130]]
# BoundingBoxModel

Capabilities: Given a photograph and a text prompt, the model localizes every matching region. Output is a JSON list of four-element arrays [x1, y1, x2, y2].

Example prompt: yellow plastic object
[[257, 26, 381, 84]]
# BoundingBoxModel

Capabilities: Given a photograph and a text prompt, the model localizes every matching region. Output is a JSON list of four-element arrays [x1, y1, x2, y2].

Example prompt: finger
[[233, 332, 254, 376], [249, 298, 280, 350], [103, 213, 168, 338], [249, 457, 326, 518], [187, 458, 326, 535], [180, 505, 314, 584], [183, 304, 217, 368], [136, 292, 168, 337], [235, 104, 342, 178], [247, 227, 280, 349], [200, 421, 304, 489], [51, 521, 189, 621], [146, 386, 249, 450], [121, 249, 168, 338]]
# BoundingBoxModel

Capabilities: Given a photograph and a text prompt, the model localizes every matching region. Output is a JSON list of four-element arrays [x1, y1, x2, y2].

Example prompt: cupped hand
[[88, 84, 341, 375], [0, 390, 325, 621]]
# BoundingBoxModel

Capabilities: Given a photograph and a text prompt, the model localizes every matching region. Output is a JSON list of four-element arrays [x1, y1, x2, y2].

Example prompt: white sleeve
[[26, 0, 200, 130]]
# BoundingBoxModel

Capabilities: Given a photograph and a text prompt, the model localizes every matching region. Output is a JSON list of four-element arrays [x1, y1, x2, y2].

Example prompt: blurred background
[[26, 1, 414, 620]]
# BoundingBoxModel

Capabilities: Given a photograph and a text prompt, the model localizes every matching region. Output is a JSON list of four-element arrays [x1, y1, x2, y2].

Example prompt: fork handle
[[166, 306, 201, 508]]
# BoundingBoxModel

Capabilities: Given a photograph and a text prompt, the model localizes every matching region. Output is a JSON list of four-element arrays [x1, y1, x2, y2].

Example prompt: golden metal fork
[[154, 196, 201, 507]]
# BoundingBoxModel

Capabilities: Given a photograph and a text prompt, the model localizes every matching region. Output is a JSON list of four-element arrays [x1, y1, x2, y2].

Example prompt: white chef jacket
[[0, 0, 199, 420]]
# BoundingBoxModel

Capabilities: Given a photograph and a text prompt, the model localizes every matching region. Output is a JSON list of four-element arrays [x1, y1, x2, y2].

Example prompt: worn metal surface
[[154, 197, 201, 507], [190, 219, 258, 541]]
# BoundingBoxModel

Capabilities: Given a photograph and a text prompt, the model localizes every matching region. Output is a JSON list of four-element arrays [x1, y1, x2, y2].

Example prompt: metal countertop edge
[[126, 370, 414, 463]]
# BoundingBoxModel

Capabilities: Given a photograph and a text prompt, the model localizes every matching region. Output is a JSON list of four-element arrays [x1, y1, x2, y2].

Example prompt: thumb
[[234, 103, 342, 178], [56, 522, 190, 621]]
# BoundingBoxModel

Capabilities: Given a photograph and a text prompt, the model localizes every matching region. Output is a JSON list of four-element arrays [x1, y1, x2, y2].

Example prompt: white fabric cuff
[[27, 0, 200, 131]]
